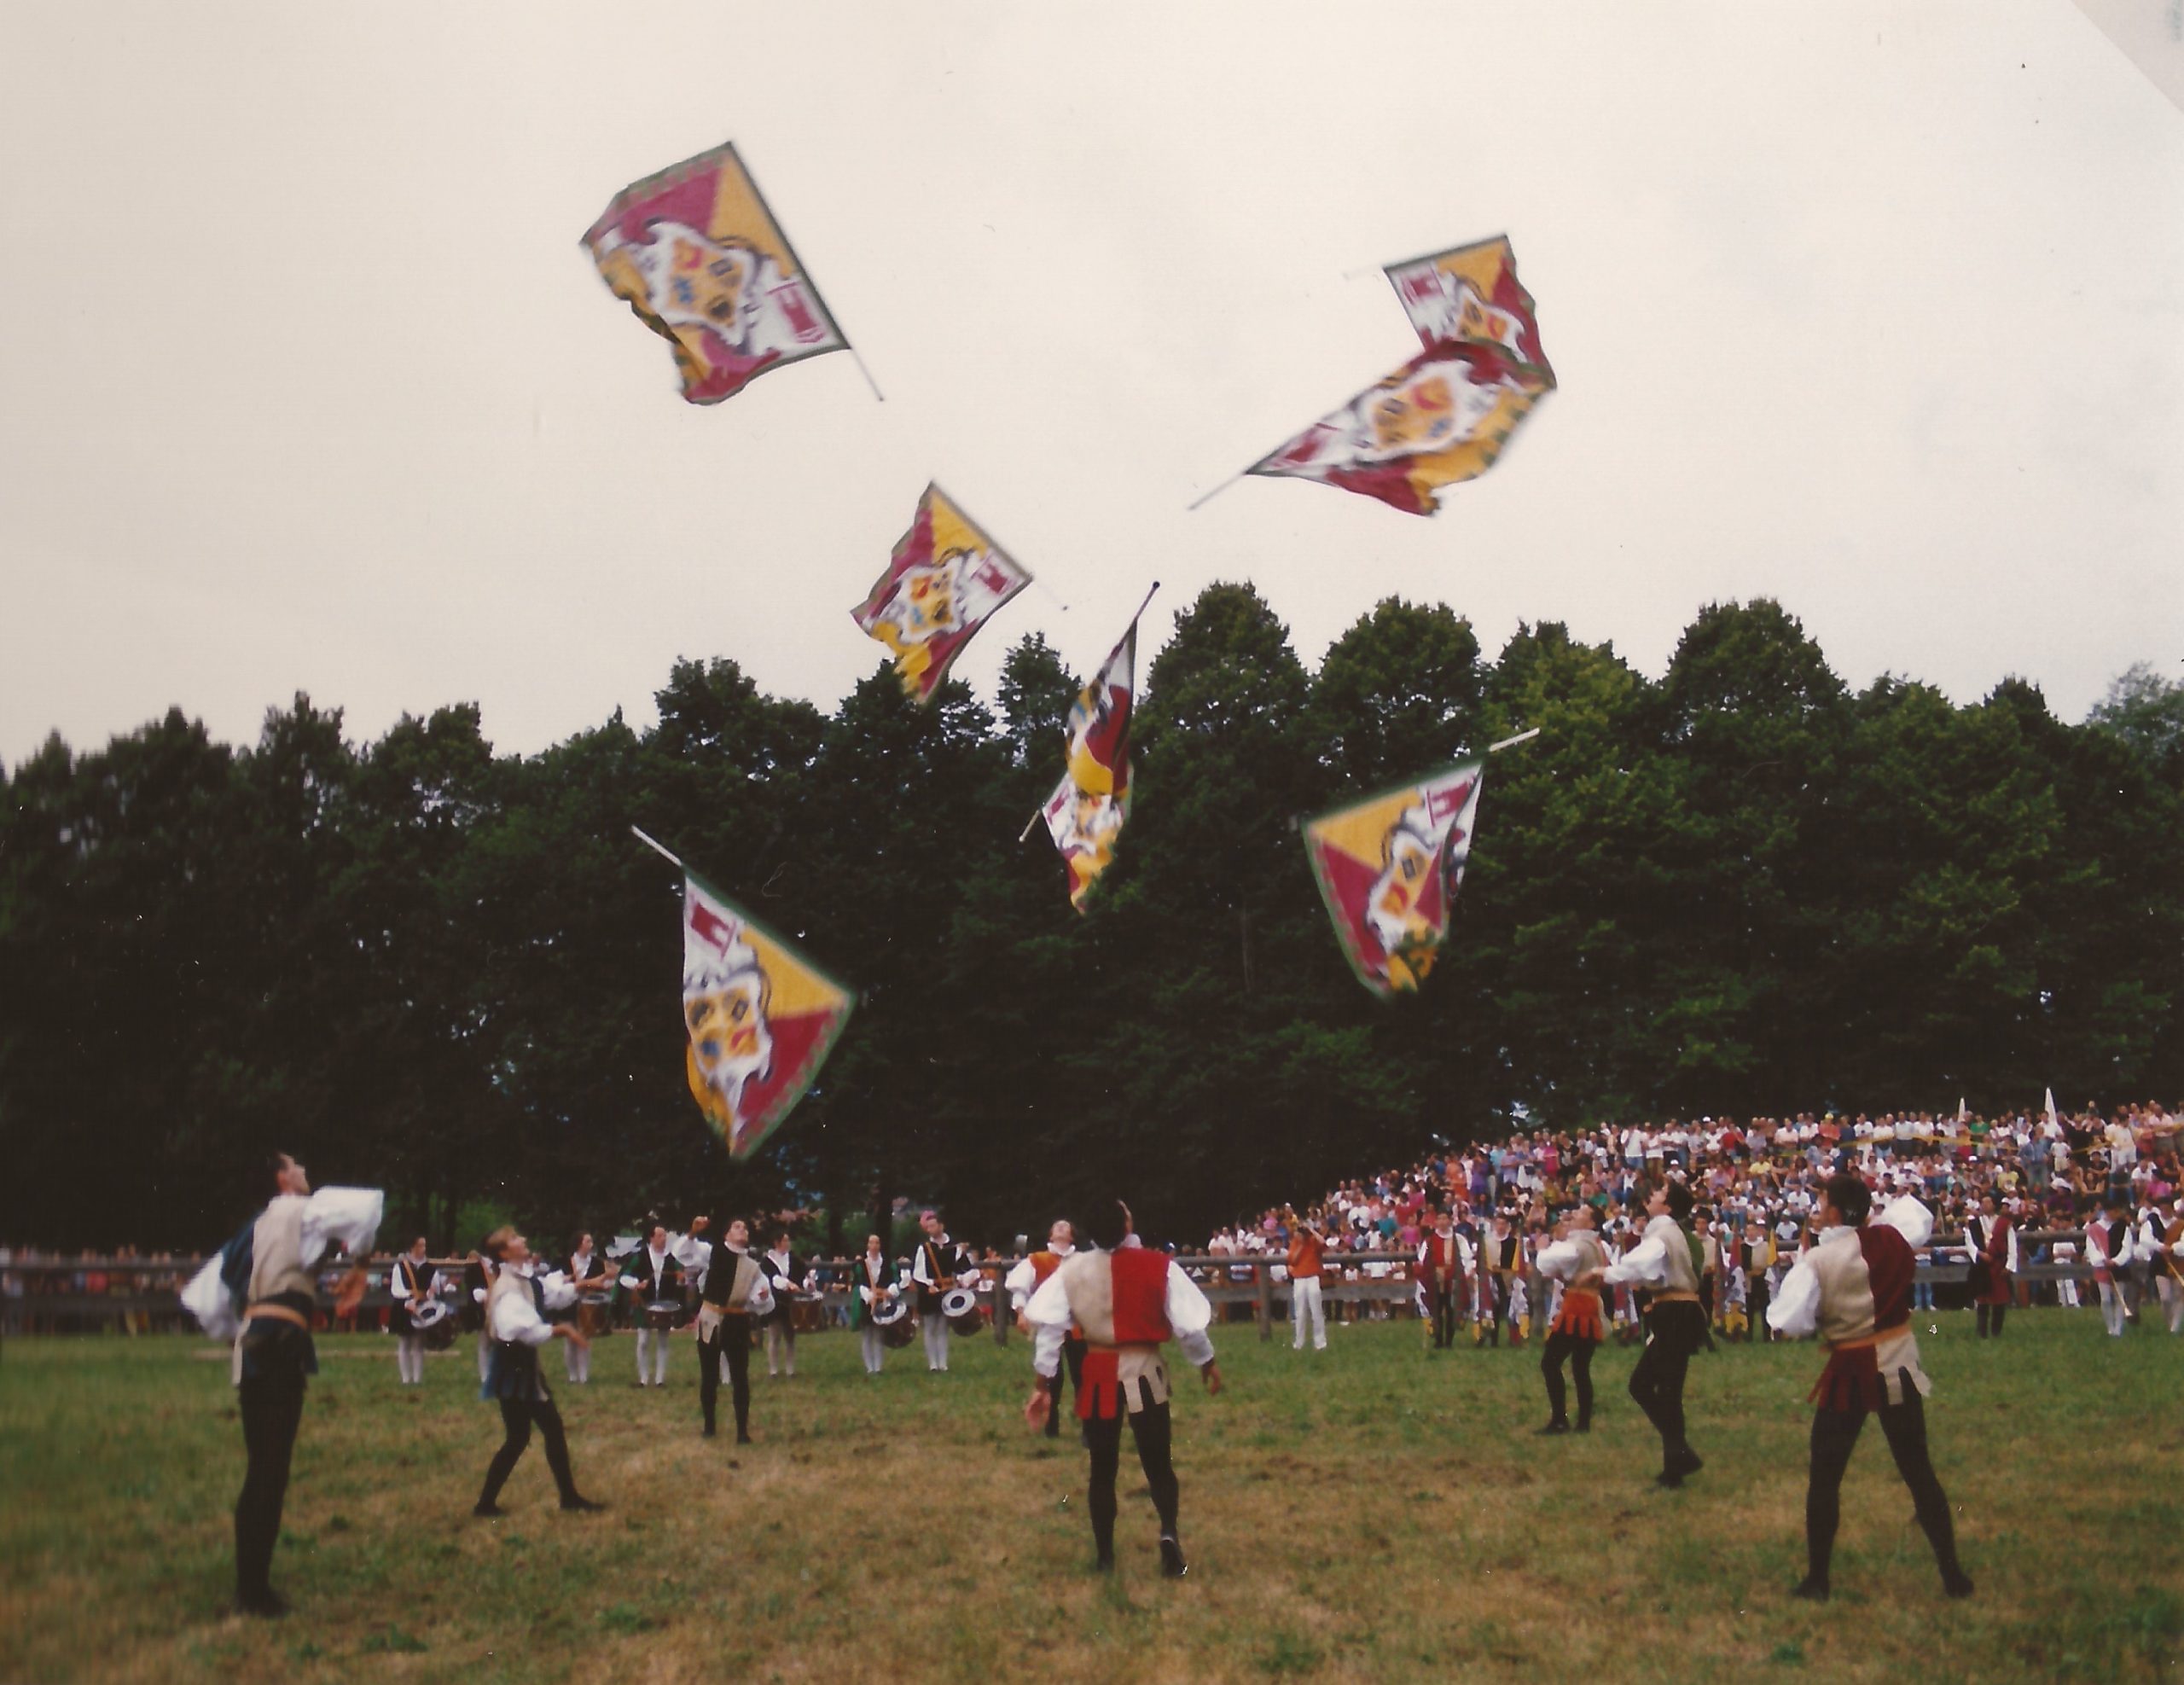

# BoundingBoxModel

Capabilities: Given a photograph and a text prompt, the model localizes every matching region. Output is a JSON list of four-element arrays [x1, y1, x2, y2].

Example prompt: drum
[[871, 1295, 915, 1347], [941, 1286, 983, 1337], [578, 1292, 614, 1339], [411, 1296, 457, 1351], [643, 1299, 683, 1331], [789, 1292, 827, 1335]]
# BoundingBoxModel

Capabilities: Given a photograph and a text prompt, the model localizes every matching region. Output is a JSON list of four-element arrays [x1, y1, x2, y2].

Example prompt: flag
[[1304, 761, 1484, 996], [1247, 338, 1551, 517], [1041, 620, 1139, 911], [851, 485, 1031, 704], [681, 871, 854, 1159], [1385, 234, 1554, 375], [2043, 1087, 2059, 1127], [583, 142, 846, 404]]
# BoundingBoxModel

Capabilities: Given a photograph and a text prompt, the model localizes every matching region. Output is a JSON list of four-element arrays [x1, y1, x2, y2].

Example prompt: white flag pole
[[1485, 728, 1541, 754], [630, 825, 685, 870]]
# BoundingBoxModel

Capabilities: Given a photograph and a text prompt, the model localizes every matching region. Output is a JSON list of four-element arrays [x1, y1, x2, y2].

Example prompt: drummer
[[852, 1234, 897, 1376], [758, 1229, 804, 1380], [392, 1235, 433, 1388], [912, 1210, 972, 1374], [619, 1223, 684, 1389], [562, 1233, 612, 1386]]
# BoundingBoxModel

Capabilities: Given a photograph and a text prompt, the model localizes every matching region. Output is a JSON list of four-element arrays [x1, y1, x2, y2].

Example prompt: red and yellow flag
[[1041, 621, 1138, 911], [1304, 762, 1484, 997], [583, 142, 846, 405], [682, 871, 854, 1159], [852, 485, 1031, 705], [1384, 235, 1554, 372]]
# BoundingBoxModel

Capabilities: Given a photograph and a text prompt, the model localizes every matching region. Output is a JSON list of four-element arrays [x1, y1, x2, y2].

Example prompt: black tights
[[699, 1317, 752, 1438], [1975, 1303, 2007, 1338], [235, 1367, 306, 1598], [1046, 1338, 1084, 1438], [1427, 1292, 1459, 1349], [1542, 1332, 1596, 1426], [479, 1396, 578, 1508], [1805, 1389, 1966, 1589], [1628, 1302, 1705, 1462], [1083, 1398, 1180, 1560]]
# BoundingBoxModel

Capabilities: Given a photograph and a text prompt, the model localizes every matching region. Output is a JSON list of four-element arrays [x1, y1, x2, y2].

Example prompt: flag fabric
[[583, 142, 846, 405], [2043, 1087, 2059, 1127], [1041, 621, 1138, 911], [1304, 761, 1484, 996], [851, 485, 1031, 704], [1385, 234, 1554, 374], [681, 871, 854, 1159]]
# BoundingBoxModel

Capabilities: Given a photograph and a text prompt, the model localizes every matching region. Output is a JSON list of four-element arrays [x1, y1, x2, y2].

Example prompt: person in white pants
[[912, 1211, 964, 1373], [391, 1238, 433, 1386], [619, 1224, 688, 1387], [2152, 1201, 2182, 1334], [562, 1235, 610, 1385], [2088, 1200, 2133, 1337], [2051, 1236, 2081, 1310], [854, 1235, 894, 1375], [1287, 1217, 1328, 1351]]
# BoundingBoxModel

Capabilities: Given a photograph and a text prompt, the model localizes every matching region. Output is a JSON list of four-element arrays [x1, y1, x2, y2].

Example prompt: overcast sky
[[3, 3, 2179, 770]]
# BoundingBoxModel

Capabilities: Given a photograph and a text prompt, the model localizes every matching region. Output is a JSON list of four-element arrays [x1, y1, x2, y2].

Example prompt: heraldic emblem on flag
[[682, 872, 854, 1159], [1304, 761, 1484, 996], [1248, 235, 1554, 517], [583, 142, 846, 404], [1041, 619, 1140, 912], [852, 485, 1031, 705]]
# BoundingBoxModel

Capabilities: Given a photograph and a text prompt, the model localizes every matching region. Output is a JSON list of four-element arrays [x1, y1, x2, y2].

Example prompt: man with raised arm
[[1602, 1179, 1709, 1487], [1022, 1197, 1222, 1578], [1766, 1172, 1973, 1602]]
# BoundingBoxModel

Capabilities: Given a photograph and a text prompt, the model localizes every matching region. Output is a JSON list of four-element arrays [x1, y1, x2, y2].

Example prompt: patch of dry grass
[[1, 1310, 2177, 1682]]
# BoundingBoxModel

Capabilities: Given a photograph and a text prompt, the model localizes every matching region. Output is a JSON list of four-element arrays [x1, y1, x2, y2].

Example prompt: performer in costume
[[473, 1227, 603, 1517], [2133, 1198, 2175, 1332], [392, 1235, 433, 1387], [1478, 1213, 1523, 1347], [619, 1223, 684, 1387], [686, 1216, 775, 1442], [1416, 1209, 1472, 1352], [563, 1233, 611, 1384], [758, 1229, 803, 1380], [1022, 1195, 1222, 1578], [1007, 1221, 1083, 1432], [1766, 1174, 1973, 1602], [911, 1209, 967, 1373], [2088, 1196, 2134, 1337], [2158, 1200, 2184, 1335], [1966, 1195, 2016, 1338], [1535, 1206, 1608, 1433], [179, 1152, 381, 1617], [1603, 1181, 1709, 1487], [851, 1232, 897, 1375]]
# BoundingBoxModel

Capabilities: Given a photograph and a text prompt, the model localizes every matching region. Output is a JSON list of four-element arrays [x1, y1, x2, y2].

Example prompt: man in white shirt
[[473, 1227, 602, 1517], [1006, 1222, 1082, 1432]]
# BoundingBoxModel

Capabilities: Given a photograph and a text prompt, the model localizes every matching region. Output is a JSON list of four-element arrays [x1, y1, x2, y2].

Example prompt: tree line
[[3, 589, 2177, 1253]]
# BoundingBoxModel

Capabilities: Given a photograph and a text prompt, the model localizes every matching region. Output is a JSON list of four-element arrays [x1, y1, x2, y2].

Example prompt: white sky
[[3, 3, 2180, 770]]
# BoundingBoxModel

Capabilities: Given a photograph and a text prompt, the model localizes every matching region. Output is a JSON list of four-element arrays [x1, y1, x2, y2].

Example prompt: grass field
[[1, 1310, 2178, 1684]]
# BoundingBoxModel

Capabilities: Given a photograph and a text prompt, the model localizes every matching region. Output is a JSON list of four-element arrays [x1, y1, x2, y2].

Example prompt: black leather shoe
[[1536, 1420, 1571, 1436], [235, 1588, 288, 1618], [1792, 1578, 1830, 1601], [472, 1501, 505, 1519], [560, 1496, 605, 1514], [1943, 1570, 1976, 1599], [1159, 1536, 1188, 1579]]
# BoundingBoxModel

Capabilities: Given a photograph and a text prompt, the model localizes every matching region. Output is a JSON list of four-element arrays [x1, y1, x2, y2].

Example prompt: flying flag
[[852, 485, 1031, 704], [1039, 602, 1148, 911], [681, 871, 854, 1159], [1304, 761, 1484, 996], [1384, 234, 1554, 374], [583, 142, 847, 404]]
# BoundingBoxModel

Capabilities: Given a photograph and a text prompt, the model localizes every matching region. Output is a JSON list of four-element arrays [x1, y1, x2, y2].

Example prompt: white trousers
[[636, 1328, 670, 1385], [2056, 1277, 2080, 1309], [395, 1333, 424, 1385], [2159, 1275, 2182, 1334], [565, 1337, 590, 1383], [1292, 1276, 1327, 1349], [2098, 1279, 2128, 1336], [861, 1324, 886, 1374], [922, 1316, 950, 1371], [765, 1322, 796, 1376]]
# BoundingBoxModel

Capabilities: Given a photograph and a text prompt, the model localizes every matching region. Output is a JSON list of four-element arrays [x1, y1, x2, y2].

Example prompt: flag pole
[[1019, 581, 1162, 843], [1187, 468, 1246, 513], [1485, 727, 1541, 754], [848, 347, 885, 403], [630, 825, 685, 869]]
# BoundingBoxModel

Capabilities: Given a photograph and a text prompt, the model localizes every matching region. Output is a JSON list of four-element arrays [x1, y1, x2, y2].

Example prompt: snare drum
[[411, 1295, 457, 1351], [643, 1299, 683, 1332], [871, 1295, 915, 1348], [940, 1286, 984, 1337], [789, 1292, 827, 1335], [578, 1291, 615, 1339]]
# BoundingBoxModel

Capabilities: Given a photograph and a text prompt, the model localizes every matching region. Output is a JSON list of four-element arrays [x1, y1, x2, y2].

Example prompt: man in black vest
[[692, 1217, 775, 1442], [757, 1228, 804, 1379], [911, 1209, 966, 1373]]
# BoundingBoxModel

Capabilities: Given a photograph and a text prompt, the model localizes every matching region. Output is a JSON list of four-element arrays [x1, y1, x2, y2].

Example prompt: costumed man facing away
[[563, 1232, 612, 1385], [473, 1227, 603, 1517], [1006, 1220, 1083, 1433], [688, 1216, 775, 1442], [1022, 1196, 1222, 1578], [1603, 1180, 1709, 1488], [619, 1223, 685, 1387], [912, 1209, 967, 1374], [852, 1232, 897, 1375], [758, 1228, 803, 1380], [1966, 1195, 2015, 1339], [1766, 1173, 1973, 1602], [392, 1235, 433, 1388], [1417, 1209, 1472, 1353], [1535, 1205, 1609, 1433], [180, 1152, 381, 1616]]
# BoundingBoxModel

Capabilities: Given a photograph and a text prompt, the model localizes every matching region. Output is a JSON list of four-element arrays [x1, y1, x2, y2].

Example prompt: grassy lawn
[[1, 1310, 2177, 1683]]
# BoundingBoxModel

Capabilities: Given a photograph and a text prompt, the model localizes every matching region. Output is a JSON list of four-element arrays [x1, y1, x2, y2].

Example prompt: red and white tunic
[[1023, 1245, 1215, 1421]]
